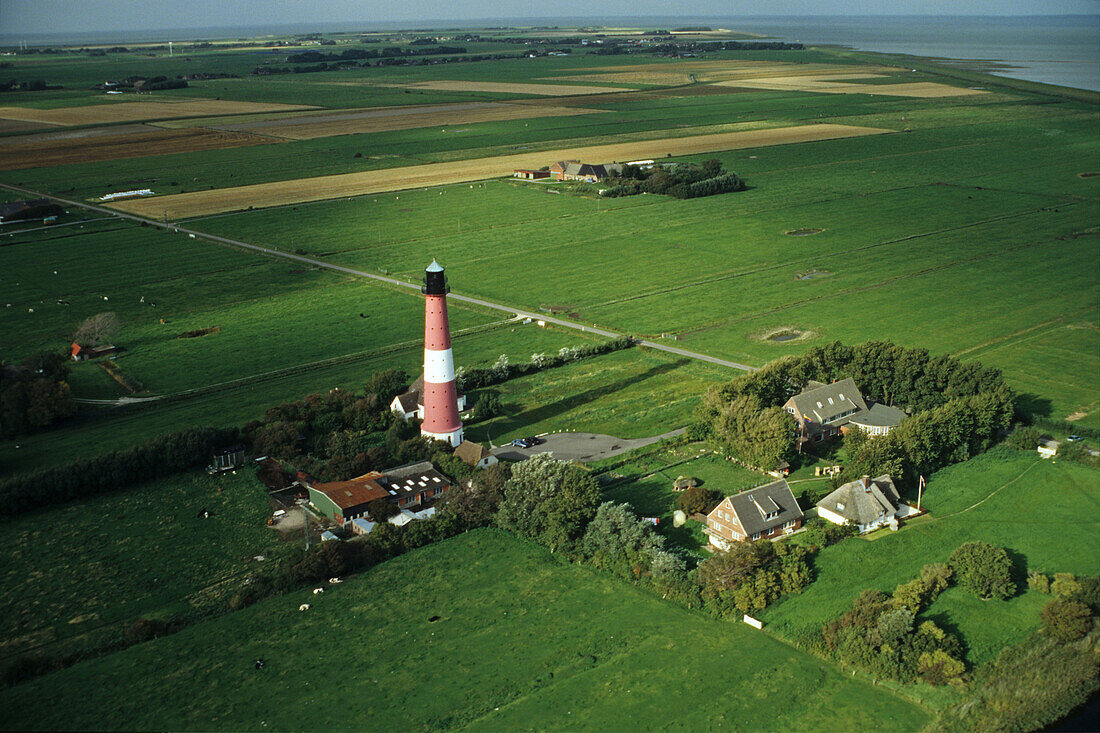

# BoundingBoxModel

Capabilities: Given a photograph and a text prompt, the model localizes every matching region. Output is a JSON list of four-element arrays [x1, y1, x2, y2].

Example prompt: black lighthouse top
[[422, 259, 449, 295]]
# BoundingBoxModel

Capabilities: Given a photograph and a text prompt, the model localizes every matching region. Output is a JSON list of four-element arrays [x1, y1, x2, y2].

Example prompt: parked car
[[511, 438, 532, 448], [523, 436, 542, 446], [1067, 435, 1083, 442]]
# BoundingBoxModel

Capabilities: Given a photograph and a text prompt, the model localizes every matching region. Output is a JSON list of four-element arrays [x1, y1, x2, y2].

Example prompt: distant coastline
[[1, 14, 1096, 92]]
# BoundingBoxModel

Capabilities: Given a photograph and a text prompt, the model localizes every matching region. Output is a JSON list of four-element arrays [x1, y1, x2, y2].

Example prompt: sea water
[[2, 14, 1096, 92]]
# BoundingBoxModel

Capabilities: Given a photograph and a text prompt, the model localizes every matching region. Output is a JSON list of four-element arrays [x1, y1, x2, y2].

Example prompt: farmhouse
[[454, 439, 498, 469], [70, 342, 122, 361], [816, 475, 902, 533], [548, 160, 623, 182], [390, 375, 466, 421], [784, 378, 905, 445], [304, 460, 454, 525], [705, 480, 804, 550], [513, 169, 550, 180], [304, 471, 391, 526]]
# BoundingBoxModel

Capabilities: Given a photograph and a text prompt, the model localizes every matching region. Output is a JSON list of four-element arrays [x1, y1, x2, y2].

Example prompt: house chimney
[[861, 475, 871, 491]]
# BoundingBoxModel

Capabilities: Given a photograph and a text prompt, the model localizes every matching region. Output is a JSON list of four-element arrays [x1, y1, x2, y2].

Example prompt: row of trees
[[599, 160, 745, 200], [0, 426, 240, 515], [0, 351, 76, 439], [286, 46, 467, 63]]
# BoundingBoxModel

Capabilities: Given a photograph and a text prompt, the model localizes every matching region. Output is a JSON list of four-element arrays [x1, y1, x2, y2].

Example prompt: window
[[827, 397, 834, 405], [783, 520, 798, 529], [751, 532, 761, 541]]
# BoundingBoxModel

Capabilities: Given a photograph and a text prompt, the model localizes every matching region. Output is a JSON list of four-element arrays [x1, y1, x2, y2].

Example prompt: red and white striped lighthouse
[[420, 259, 463, 447]]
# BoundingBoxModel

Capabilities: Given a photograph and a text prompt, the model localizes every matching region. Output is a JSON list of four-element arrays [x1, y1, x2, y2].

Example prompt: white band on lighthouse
[[423, 348, 455, 384]]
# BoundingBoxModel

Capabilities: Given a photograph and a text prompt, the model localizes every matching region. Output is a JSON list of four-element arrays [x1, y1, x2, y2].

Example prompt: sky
[[2, 0, 1098, 35]]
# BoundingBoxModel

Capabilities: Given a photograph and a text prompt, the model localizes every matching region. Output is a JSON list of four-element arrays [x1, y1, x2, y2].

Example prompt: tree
[[948, 541, 1016, 600], [367, 497, 398, 521], [580, 502, 664, 579], [495, 454, 602, 553], [701, 158, 722, 177], [676, 484, 721, 516], [72, 311, 119, 347], [1040, 599, 1093, 642], [470, 392, 502, 421]]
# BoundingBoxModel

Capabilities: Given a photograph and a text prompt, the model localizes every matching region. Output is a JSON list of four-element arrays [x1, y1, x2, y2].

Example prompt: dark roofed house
[[454, 439, 498, 469], [377, 460, 453, 509], [705, 479, 804, 550], [784, 377, 905, 444], [848, 403, 907, 437], [550, 160, 622, 183], [816, 474, 902, 533]]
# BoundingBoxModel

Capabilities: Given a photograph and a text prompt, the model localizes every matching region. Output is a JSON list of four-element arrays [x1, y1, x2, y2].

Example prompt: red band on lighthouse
[[420, 260, 463, 447]]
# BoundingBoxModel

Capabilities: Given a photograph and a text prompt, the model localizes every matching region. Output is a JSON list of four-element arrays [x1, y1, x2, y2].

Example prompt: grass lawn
[[759, 449, 1100, 665], [0, 470, 294, 662], [0, 528, 932, 732], [465, 346, 730, 444], [601, 448, 771, 557]]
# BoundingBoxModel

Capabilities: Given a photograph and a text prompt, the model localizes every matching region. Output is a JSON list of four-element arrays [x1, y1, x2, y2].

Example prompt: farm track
[[0, 181, 757, 374]]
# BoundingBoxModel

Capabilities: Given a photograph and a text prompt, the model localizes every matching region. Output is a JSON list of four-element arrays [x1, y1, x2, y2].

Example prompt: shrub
[[1006, 425, 1042, 450], [948, 541, 1016, 600], [676, 484, 721, 515], [1040, 599, 1093, 642], [1028, 570, 1051, 593], [1050, 572, 1083, 600]]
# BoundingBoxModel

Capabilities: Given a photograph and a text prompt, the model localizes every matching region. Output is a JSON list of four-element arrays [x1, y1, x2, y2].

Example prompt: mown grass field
[[759, 448, 1100, 663], [0, 528, 932, 732], [465, 346, 727, 444], [0, 470, 292, 662]]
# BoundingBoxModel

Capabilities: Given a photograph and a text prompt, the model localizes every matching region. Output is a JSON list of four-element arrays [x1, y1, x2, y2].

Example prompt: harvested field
[[552, 61, 901, 86], [108, 123, 891, 219], [714, 75, 985, 98], [0, 128, 277, 170], [211, 101, 607, 140], [0, 100, 318, 126], [387, 80, 635, 96], [0, 119, 48, 134]]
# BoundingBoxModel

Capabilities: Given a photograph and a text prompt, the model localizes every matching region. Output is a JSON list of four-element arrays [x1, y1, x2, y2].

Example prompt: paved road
[[1, 183, 756, 373], [491, 428, 686, 463]]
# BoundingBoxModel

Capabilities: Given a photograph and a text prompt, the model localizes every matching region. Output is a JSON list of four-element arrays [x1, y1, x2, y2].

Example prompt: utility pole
[[917, 475, 925, 512]]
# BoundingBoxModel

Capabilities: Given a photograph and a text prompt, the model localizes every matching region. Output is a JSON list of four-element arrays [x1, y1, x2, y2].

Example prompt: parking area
[[491, 428, 684, 464]]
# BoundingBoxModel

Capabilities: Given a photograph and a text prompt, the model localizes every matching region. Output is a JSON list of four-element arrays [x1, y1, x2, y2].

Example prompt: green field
[[466, 346, 727, 443], [0, 470, 293, 662], [759, 448, 1100, 661], [0, 528, 932, 732]]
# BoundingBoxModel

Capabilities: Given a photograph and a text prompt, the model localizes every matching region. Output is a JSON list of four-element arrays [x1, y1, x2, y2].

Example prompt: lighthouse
[[420, 259, 463, 447]]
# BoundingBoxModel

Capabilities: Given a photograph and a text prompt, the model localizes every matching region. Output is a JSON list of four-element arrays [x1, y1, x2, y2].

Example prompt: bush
[[1006, 424, 1042, 450], [1028, 570, 1051, 593], [676, 484, 721, 515], [948, 541, 1016, 600], [1041, 599, 1093, 642]]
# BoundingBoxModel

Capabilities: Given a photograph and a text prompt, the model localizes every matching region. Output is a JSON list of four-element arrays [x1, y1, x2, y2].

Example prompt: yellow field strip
[[0, 100, 320, 126], [383, 80, 636, 96], [713, 75, 985, 98], [108, 123, 892, 219]]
